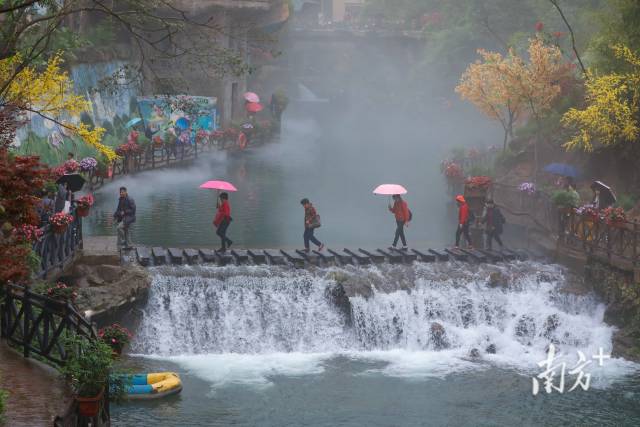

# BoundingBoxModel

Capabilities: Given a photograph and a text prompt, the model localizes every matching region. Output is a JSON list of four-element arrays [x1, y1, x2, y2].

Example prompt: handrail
[[33, 209, 83, 279]]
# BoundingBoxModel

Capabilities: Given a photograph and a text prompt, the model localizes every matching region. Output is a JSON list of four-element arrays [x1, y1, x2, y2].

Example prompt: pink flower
[[112, 338, 117, 343], [535, 21, 544, 32]]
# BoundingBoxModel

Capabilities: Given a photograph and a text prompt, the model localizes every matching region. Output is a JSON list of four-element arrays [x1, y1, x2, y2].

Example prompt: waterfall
[[132, 262, 617, 368]]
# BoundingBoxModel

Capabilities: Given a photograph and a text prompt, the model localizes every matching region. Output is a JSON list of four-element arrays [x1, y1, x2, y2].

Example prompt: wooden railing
[[560, 212, 640, 268], [492, 182, 560, 235], [0, 283, 95, 365], [33, 211, 83, 279]]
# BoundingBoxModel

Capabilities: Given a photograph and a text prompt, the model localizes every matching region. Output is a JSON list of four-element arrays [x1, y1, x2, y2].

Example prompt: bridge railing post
[[634, 221, 638, 267]]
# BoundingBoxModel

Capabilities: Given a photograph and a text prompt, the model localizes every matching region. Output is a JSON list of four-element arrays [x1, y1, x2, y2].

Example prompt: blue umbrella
[[543, 163, 579, 178], [176, 117, 190, 130], [125, 117, 142, 128]]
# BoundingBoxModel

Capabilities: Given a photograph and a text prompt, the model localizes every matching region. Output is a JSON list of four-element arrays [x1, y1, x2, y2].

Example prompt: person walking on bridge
[[301, 198, 324, 253], [389, 194, 410, 250], [480, 199, 505, 250], [214, 192, 233, 252], [455, 195, 472, 248], [114, 186, 136, 250]]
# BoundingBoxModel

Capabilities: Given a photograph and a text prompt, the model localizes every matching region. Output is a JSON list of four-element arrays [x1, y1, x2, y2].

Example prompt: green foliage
[[468, 164, 494, 178], [616, 193, 637, 211], [60, 334, 129, 400], [551, 189, 580, 208], [494, 147, 519, 168], [0, 385, 7, 422]]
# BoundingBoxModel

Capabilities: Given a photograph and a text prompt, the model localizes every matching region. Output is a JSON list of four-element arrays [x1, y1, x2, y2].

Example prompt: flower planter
[[76, 388, 103, 418], [76, 206, 90, 217], [52, 223, 69, 234]]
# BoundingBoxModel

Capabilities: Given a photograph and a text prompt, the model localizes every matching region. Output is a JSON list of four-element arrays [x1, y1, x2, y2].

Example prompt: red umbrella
[[245, 102, 263, 113]]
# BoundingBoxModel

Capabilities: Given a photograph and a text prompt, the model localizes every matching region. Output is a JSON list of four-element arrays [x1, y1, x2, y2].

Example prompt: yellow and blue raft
[[123, 372, 182, 400]]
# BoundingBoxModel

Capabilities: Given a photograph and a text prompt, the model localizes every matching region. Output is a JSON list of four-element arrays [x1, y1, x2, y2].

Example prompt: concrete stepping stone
[[231, 249, 249, 264], [198, 248, 217, 263], [216, 250, 233, 266], [429, 249, 449, 261], [478, 249, 503, 262], [411, 249, 436, 262], [344, 248, 371, 265], [445, 248, 468, 261], [313, 250, 335, 264], [135, 247, 151, 267], [167, 248, 183, 264], [459, 248, 487, 262], [358, 248, 385, 264], [375, 248, 403, 263], [328, 249, 353, 264], [151, 247, 166, 265], [390, 248, 418, 263], [281, 250, 306, 268], [263, 249, 285, 265], [183, 248, 200, 264], [247, 249, 267, 264]]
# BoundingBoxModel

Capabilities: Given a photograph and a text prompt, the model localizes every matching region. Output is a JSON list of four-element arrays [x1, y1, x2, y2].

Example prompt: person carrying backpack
[[389, 194, 411, 250], [301, 198, 324, 252], [481, 198, 505, 250], [455, 195, 473, 248]]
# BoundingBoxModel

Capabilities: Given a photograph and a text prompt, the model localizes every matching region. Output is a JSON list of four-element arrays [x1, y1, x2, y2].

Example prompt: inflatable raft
[[124, 372, 182, 400]]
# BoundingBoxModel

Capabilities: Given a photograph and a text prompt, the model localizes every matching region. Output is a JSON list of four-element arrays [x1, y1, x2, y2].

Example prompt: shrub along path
[[0, 343, 71, 426]]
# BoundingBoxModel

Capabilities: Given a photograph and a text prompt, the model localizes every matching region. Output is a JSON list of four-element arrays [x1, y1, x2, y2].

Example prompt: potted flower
[[603, 206, 627, 227], [12, 224, 43, 243], [79, 157, 97, 173], [49, 212, 74, 234], [518, 182, 536, 196], [46, 282, 78, 302], [75, 195, 94, 217], [63, 159, 80, 174], [61, 336, 128, 418], [98, 324, 133, 356], [152, 134, 164, 148]]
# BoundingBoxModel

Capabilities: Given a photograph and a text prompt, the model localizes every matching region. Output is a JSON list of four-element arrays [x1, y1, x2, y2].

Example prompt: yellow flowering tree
[[562, 45, 640, 152], [456, 49, 524, 152], [0, 53, 116, 160]]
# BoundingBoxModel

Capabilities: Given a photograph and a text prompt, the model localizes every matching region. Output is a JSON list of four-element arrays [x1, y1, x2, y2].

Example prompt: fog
[[88, 29, 501, 249]]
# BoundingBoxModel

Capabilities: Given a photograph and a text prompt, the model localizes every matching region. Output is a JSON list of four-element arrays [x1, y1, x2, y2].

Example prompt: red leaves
[[464, 176, 492, 189]]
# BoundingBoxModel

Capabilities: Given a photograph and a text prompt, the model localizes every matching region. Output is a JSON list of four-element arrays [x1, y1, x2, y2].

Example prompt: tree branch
[[549, 0, 587, 76]]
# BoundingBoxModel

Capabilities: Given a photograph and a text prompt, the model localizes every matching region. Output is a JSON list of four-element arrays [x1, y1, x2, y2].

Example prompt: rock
[[515, 315, 536, 342], [487, 272, 508, 288], [325, 283, 352, 325], [430, 322, 449, 350], [543, 314, 560, 339], [95, 265, 125, 283], [485, 343, 497, 354], [469, 348, 480, 358]]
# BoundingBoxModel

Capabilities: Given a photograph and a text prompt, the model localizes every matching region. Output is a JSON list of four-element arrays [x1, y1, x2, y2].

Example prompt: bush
[[551, 189, 580, 208], [616, 193, 637, 211], [60, 335, 129, 400], [0, 386, 7, 422]]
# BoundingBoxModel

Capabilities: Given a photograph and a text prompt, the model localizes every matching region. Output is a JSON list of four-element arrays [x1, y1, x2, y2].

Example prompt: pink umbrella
[[199, 180, 238, 192], [244, 92, 260, 103], [245, 102, 263, 113], [373, 184, 407, 195]]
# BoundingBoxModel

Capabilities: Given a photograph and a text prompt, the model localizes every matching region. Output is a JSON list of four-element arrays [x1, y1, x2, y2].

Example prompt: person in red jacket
[[213, 192, 233, 252], [389, 194, 410, 249], [455, 194, 472, 248]]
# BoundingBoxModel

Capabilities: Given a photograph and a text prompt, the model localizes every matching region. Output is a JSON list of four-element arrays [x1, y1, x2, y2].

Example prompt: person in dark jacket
[[54, 183, 70, 213], [455, 195, 472, 248], [213, 192, 233, 252], [481, 199, 505, 250], [389, 194, 410, 249], [301, 198, 324, 252], [113, 186, 136, 249]]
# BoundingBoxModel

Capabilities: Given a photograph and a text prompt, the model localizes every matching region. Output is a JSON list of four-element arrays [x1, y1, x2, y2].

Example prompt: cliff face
[[585, 259, 640, 361]]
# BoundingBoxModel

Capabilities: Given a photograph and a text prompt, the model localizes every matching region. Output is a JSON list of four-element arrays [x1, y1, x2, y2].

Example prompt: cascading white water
[[133, 262, 618, 367]]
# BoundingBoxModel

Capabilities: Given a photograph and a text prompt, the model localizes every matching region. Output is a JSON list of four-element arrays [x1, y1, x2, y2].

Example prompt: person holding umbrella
[[213, 192, 233, 252], [113, 186, 136, 250], [301, 198, 324, 253], [389, 194, 410, 250]]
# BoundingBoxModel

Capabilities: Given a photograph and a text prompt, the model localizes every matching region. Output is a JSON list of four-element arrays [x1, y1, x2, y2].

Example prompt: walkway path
[[0, 344, 71, 426]]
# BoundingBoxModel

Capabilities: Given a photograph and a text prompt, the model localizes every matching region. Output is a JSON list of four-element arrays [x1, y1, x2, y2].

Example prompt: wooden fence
[[33, 212, 83, 280]]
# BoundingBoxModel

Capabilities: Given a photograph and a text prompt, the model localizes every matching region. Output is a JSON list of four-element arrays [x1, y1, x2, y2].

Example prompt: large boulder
[[430, 322, 449, 350], [325, 282, 352, 325], [487, 271, 509, 288]]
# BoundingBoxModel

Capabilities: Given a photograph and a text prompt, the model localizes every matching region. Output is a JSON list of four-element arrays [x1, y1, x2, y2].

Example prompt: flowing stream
[[113, 262, 640, 426]]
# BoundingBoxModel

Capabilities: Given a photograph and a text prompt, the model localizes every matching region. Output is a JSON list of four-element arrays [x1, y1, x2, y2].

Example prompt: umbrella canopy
[[244, 92, 260, 103], [373, 184, 407, 195], [125, 117, 142, 128], [56, 174, 86, 192], [245, 102, 263, 113], [175, 117, 190, 130], [199, 180, 238, 192], [543, 163, 579, 178], [592, 180, 617, 205]]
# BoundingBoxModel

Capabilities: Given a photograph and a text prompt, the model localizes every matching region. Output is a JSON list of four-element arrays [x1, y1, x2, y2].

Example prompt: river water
[[86, 111, 640, 425]]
